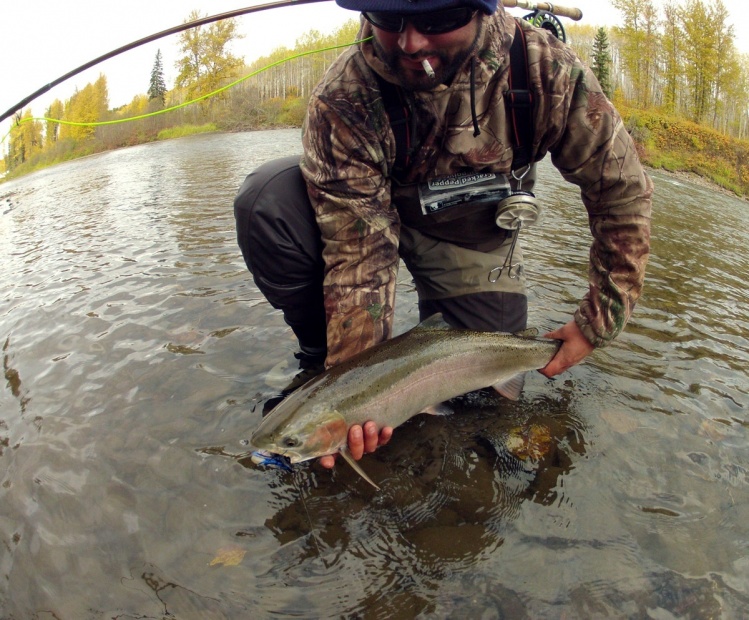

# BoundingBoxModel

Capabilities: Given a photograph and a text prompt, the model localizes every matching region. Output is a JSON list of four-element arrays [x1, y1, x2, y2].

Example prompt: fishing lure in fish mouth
[[250, 449, 293, 471]]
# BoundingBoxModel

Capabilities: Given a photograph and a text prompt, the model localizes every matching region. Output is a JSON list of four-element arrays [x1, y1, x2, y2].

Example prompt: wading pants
[[234, 156, 528, 356]]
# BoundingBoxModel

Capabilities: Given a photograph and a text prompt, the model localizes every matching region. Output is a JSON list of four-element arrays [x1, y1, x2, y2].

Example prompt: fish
[[250, 314, 561, 489]]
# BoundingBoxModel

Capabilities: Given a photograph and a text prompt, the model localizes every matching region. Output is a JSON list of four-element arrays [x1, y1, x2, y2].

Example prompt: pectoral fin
[[339, 446, 381, 491], [493, 372, 526, 401], [422, 402, 453, 416]]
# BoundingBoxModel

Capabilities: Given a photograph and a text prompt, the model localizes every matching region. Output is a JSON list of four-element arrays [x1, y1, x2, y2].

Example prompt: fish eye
[[283, 436, 299, 448]]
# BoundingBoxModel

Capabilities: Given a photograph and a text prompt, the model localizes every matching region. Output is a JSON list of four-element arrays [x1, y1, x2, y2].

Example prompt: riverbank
[[654, 167, 748, 200], [620, 105, 749, 199], [4, 110, 749, 201]]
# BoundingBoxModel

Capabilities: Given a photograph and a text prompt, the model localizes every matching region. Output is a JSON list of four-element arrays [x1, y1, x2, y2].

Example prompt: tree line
[[3, 0, 748, 177], [569, 0, 747, 138]]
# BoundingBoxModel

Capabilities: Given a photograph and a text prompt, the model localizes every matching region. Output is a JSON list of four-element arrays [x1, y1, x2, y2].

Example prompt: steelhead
[[251, 314, 561, 489]]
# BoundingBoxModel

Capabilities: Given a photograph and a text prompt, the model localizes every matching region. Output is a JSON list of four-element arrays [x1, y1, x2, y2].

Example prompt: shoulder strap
[[505, 20, 534, 169]]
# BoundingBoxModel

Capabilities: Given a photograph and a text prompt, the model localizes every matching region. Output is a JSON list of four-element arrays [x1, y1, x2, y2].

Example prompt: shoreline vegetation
[[4, 109, 748, 201], [3, 0, 749, 200], [619, 104, 749, 200]]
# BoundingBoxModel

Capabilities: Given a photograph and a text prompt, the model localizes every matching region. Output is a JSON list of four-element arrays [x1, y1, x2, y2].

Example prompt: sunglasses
[[362, 7, 477, 35]]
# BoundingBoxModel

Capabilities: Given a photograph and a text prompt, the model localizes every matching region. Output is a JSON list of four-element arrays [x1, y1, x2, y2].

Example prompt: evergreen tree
[[591, 27, 614, 99], [148, 49, 167, 106]]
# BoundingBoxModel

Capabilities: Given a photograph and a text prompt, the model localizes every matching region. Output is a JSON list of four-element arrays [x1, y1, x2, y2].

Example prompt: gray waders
[[233, 156, 528, 362]]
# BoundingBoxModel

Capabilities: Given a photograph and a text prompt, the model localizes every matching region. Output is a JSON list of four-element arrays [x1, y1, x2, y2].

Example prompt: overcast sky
[[2, 0, 749, 141]]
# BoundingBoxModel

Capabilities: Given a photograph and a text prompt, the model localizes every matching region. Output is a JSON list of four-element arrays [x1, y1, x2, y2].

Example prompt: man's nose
[[398, 23, 430, 54]]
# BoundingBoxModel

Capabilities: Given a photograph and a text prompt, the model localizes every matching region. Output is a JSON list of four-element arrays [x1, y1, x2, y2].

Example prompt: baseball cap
[[335, 0, 498, 15]]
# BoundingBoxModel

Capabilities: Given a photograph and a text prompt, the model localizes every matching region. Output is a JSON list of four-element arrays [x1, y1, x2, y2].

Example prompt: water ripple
[[1, 131, 748, 618]]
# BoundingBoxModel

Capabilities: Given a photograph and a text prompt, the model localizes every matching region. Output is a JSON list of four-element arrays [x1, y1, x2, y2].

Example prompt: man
[[235, 0, 652, 468]]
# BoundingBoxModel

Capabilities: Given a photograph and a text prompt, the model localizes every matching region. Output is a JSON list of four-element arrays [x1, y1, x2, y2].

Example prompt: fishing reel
[[494, 190, 542, 230], [523, 10, 567, 42], [495, 166, 542, 231]]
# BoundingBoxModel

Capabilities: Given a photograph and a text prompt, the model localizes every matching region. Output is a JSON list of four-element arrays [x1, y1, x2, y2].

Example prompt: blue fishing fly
[[250, 449, 293, 471]]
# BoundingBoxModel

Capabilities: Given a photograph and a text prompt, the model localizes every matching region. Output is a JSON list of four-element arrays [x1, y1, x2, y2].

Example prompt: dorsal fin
[[416, 313, 452, 331], [418, 315, 540, 337]]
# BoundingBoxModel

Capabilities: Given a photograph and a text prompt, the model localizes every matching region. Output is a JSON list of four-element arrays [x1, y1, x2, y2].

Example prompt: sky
[[2, 0, 749, 143]]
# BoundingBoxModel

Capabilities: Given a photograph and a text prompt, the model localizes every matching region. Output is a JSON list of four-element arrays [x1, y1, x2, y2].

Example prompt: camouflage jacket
[[301, 8, 653, 366]]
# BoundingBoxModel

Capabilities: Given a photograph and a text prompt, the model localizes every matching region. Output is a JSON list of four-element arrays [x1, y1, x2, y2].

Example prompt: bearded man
[[234, 0, 652, 467]]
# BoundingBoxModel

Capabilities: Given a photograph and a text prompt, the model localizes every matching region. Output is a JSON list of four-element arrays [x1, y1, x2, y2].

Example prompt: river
[[1, 129, 747, 618]]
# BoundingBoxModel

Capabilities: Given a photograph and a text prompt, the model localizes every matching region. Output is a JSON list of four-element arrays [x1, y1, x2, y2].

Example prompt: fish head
[[250, 399, 348, 463]]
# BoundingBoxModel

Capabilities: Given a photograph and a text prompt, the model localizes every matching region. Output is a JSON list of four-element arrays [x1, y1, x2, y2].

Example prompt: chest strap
[[505, 20, 534, 169]]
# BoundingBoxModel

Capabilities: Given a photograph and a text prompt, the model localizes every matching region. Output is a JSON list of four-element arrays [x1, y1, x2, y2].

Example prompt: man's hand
[[539, 320, 595, 378], [319, 421, 393, 469]]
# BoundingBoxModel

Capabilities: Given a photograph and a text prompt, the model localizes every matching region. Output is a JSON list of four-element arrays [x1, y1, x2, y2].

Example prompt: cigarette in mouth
[[421, 59, 436, 78]]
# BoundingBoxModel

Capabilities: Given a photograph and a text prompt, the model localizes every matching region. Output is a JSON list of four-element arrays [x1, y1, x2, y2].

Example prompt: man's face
[[370, 12, 482, 91]]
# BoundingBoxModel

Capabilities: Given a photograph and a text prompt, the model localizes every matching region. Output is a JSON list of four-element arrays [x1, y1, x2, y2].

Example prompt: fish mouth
[[251, 448, 307, 467], [280, 449, 314, 464]]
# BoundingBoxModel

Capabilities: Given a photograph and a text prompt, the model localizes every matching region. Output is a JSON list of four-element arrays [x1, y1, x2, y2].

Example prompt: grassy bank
[[155, 123, 218, 141], [620, 105, 749, 198]]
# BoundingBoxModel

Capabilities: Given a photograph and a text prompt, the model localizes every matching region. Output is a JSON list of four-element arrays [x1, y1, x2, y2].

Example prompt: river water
[[0, 129, 747, 618]]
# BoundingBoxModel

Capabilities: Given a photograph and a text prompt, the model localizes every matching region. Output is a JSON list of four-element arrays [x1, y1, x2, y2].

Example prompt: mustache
[[399, 52, 439, 61]]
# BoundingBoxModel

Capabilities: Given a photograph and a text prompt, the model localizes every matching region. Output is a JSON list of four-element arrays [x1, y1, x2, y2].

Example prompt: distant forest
[[3, 0, 748, 183]]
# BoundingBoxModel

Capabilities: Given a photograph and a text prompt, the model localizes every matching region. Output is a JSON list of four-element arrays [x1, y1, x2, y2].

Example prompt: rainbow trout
[[251, 314, 561, 489]]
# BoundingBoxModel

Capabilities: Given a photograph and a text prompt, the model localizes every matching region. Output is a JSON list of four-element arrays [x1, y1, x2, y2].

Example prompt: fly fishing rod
[[0, 0, 583, 124], [503, 0, 582, 21]]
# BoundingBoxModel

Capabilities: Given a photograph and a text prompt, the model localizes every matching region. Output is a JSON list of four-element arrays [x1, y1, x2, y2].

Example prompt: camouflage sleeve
[[549, 63, 653, 348], [301, 90, 401, 367]]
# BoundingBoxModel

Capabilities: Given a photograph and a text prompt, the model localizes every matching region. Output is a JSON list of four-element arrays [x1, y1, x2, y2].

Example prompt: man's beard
[[373, 29, 481, 92]]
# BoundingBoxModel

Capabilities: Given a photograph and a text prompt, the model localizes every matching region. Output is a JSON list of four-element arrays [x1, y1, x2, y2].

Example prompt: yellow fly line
[[1, 37, 370, 145]]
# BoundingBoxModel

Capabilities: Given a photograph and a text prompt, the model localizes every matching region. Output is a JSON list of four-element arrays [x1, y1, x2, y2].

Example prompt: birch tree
[[59, 74, 109, 141], [45, 99, 64, 148], [660, 2, 683, 114], [6, 109, 43, 169], [175, 11, 244, 102], [611, 0, 660, 107]]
